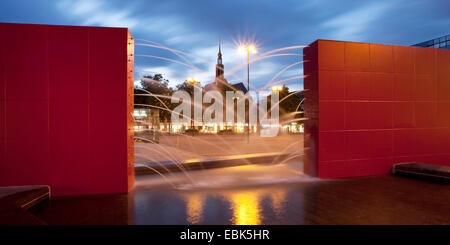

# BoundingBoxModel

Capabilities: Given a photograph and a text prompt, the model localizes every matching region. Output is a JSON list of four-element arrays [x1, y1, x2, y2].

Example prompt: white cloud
[[70, 0, 102, 15], [58, 0, 139, 28], [58, 0, 209, 46], [322, 2, 392, 41], [136, 42, 300, 91], [58, 0, 303, 91]]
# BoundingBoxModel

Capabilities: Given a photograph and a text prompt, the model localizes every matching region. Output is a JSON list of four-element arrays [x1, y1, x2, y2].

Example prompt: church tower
[[215, 38, 224, 83], [204, 38, 247, 94]]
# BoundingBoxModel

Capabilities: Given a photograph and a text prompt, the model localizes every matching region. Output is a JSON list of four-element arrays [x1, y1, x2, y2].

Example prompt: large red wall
[[304, 39, 450, 178], [0, 23, 134, 196]]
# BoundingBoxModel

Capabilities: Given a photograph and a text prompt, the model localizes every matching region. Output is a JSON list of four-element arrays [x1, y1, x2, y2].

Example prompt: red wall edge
[[304, 39, 450, 178], [0, 23, 134, 196]]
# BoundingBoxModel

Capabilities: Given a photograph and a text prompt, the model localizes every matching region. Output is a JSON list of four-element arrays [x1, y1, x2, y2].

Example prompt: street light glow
[[248, 44, 256, 54], [238, 46, 245, 54], [187, 77, 198, 84], [238, 44, 257, 55], [272, 85, 283, 92], [237, 42, 258, 143]]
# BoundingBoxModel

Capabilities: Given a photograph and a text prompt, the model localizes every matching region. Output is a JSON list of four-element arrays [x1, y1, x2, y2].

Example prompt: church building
[[204, 40, 248, 94], [201, 39, 250, 134]]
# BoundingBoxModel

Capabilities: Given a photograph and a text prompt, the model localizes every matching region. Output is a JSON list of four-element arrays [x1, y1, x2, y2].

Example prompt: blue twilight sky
[[0, 0, 449, 91]]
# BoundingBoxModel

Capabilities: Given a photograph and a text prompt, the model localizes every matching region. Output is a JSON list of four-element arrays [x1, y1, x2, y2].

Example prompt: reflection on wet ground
[[36, 161, 450, 225], [132, 161, 312, 225], [133, 181, 306, 225]]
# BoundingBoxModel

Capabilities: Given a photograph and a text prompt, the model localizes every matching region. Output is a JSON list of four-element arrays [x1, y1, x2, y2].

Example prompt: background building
[[413, 34, 450, 49]]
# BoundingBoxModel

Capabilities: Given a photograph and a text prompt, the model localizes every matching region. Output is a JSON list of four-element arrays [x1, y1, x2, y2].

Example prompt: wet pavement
[[132, 161, 310, 225], [35, 162, 450, 225]]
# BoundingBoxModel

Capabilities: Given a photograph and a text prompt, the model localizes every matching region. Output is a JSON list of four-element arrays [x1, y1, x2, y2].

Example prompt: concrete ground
[[134, 133, 303, 164]]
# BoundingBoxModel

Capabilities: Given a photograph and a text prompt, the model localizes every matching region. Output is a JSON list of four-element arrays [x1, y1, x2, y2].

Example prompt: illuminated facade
[[133, 108, 159, 132]]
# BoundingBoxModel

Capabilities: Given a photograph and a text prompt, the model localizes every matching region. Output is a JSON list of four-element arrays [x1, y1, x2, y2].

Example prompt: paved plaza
[[134, 133, 303, 164]]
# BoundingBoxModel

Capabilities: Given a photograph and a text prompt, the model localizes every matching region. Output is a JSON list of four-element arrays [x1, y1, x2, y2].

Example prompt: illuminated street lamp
[[238, 44, 257, 143], [272, 85, 283, 92], [186, 77, 199, 133], [187, 77, 199, 85]]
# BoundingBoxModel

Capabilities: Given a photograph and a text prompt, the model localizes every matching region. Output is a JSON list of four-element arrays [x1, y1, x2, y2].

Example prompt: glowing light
[[187, 77, 199, 85], [238, 46, 246, 55], [185, 194, 204, 224], [272, 86, 283, 92], [248, 45, 256, 54], [238, 44, 257, 55], [133, 109, 148, 117], [229, 192, 261, 225]]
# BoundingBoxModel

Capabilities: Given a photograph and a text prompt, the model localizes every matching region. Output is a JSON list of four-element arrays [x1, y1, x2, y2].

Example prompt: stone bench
[[393, 163, 450, 183], [0, 186, 50, 225]]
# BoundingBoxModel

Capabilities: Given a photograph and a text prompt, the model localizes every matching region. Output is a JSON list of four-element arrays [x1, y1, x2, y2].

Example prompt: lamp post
[[232, 96, 240, 132], [272, 85, 283, 134], [239, 44, 256, 143], [186, 77, 198, 133]]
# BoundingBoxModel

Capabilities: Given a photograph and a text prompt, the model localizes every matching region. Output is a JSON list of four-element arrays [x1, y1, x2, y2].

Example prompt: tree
[[176, 81, 195, 96], [267, 85, 304, 123], [279, 85, 303, 115], [134, 74, 174, 122]]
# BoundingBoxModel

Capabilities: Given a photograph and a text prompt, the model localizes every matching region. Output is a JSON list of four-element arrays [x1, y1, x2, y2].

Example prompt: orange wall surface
[[0, 23, 134, 196], [304, 39, 450, 178]]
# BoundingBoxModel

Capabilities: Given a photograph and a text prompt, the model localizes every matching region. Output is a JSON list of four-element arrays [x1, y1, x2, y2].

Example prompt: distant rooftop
[[412, 34, 450, 49]]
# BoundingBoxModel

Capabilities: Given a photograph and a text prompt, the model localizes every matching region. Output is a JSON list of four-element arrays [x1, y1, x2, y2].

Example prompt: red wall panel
[[304, 39, 450, 178], [0, 23, 134, 196], [0, 23, 5, 184]]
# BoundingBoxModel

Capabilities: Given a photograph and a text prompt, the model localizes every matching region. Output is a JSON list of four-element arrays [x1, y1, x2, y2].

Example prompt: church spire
[[217, 37, 222, 65], [215, 37, 224, 79]]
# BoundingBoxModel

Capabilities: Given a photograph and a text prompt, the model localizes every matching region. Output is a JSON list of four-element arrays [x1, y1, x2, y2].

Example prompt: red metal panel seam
[[390, 44, 394, 167], [46, 26, 50, 181], [412, 47, 416, 118], [316, 41, 320, 174], [366, 42, 370, 176], [343, 42, 347, 170], [1, 24, 5, 167], [87, 29, 91, 185], [433, 48, 437, 129], [315, 41, 319, 177], [413, 48, 418, 129], [3, 24, 7, 167], [125, 29, 129, 190], [123, 29, 127, 190]]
